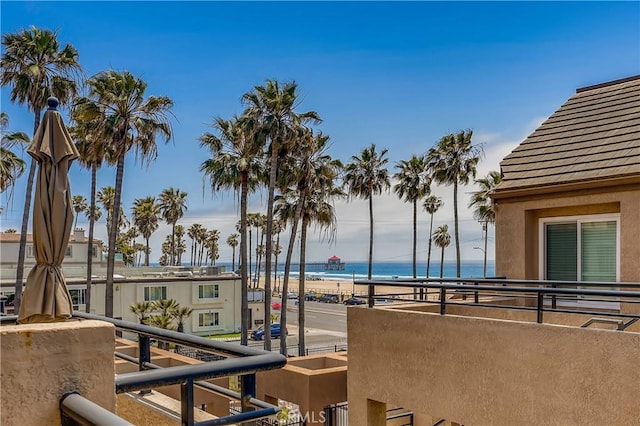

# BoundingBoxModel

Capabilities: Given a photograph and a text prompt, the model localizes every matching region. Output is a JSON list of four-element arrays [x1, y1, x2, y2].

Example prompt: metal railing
[[1, 312, 287, 425], [355, 277, 640, 326]]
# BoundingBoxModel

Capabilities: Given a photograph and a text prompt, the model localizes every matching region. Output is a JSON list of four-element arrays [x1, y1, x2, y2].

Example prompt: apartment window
[[541, 215, 619, 282], [69, 289, 86, 306], [92, 245, 98, 258], [144, 286, 167, 301], [198, 312, 219, 327], [27, 245, 34, 258], [198, 284, 219, 299], [65, 246, 72, 257]]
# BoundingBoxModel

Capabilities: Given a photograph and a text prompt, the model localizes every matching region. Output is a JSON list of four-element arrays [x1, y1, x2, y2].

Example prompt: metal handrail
[[60, 392, 133, 426], [355, 279, 640, 325]]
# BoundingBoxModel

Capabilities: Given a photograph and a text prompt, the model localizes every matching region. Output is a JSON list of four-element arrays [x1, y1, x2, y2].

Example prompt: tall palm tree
[[132, 196, 160, 266], [433, 225, 451, 278], [200, 114, 264, 345], [70, 107, 111, 313], [243, 79, 321, 351], [469, 170, 502, 277], [1, 26, 82, 312], [205, 229, 219, 265], [171, 306, 193, 333], [158, 187, 187, 266], [72, 195, 88, 231], [227, 233, 239, 271], [187, 224, 199, 267], [343, 144, 390, 279], [393, 154, 431, 280], [427, 130, 482, 277], [76, 70, 173, 317], [0, 113, 29, 196], [423, 196, 443, 278]]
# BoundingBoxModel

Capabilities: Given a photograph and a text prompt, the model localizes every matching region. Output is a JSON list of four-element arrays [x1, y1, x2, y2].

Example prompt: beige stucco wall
[[347, 306, 640, 426], [494, 184, 640, 282], [256, 353, 348, 424], [0, 320, 116, 426]]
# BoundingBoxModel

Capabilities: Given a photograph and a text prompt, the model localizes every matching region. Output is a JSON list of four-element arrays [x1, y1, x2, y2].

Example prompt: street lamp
[[473, 247, 487, 278]]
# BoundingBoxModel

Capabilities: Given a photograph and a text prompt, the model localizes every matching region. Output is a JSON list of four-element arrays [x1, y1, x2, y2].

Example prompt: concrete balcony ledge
[[1, 320, 116, 426]]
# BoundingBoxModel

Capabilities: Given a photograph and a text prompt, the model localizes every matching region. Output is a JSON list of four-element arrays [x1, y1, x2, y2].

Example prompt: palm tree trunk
[[85, 163, 97, 313], [427, 213, 434, 278], [274, 233, 280, 293], [280, 207, 301, 356], [240, 171, 249, 346], [264, 146, 278, 351], [483, 221, 488, 278], [15, 111, 42, 314], [74, 213, 79, 231], [440, 246, 445, 278], [171, 223, 176, 266], [368, 194, 374, 280], [453, 182, 461, 278], [106, 149, 126, 318], [298, 216, 309, 357], [232, 247, 236, 271], [145, 237, 150, 266], [248, 229, 252, 287], [412, 200, 418, 300]]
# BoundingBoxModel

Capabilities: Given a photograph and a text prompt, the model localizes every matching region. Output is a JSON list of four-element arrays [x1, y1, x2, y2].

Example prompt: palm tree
[[72, 195, 88, 231], [171, 306, 193, 333], [70, 107, 111, 313], [469, 170, 502, 277], [427, 130, 482, 278], [187, 224, 199, 267], [393, 154, 431, 280], [77, 70, 173, 317], [0, 113, 29, 196], [129, 301, 153, 324], [1, 27, 82, 313], [227, 233, 239, 271], [423, 196, 443, 278], [433, 225, 451, 278], [132, 196, 160, 266], [343, 144, 390, 279], [200, 114, 264, 345], [158, 188, 188, 266], [243, 80, 321, 351]]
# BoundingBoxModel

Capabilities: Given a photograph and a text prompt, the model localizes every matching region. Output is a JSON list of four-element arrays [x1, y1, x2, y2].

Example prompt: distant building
[[325, 255, 345, 271]]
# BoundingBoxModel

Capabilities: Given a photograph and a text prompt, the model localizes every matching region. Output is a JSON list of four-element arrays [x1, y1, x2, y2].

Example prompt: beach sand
[[256, 276, 419, 299]]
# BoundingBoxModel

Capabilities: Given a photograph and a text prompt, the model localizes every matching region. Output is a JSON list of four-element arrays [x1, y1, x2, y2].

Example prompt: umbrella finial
[[47, 97, 59, 110]]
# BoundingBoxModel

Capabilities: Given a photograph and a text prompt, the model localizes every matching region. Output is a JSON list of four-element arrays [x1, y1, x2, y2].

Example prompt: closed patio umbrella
[[17, 97, 79, 324]]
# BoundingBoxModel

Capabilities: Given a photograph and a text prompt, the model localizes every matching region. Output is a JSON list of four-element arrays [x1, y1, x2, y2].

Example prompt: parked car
[[286, 292, 298, 299], [304, 292, 317, 301], [343, 297, 366, 305], [317, 294, 340, 304], [251, 323, 288, 340]]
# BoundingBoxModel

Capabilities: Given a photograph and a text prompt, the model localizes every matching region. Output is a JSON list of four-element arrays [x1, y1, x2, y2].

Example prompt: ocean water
[[210, 260, 495, 281]]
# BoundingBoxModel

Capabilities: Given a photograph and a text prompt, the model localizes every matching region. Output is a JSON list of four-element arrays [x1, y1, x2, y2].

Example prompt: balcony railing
[[356, 277, 640, 327], [1, 312, 287, 425]]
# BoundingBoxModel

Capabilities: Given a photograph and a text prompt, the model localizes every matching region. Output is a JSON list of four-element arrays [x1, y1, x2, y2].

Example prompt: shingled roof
[[493, 75, 640, 197]]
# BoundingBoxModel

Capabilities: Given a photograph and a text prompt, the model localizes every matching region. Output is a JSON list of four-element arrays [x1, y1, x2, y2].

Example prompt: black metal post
[[368, 284, 375, 308], [139, 335, 151, 370], [537, 291, 544, 324], [474, 281, 479, 304], [181, 378, 194, 426], [551, 284, 557, 309], [241, 374, 256, 426], [439, 288, 446, 315]]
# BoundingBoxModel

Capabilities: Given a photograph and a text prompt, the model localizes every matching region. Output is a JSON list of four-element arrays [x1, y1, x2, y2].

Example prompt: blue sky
[[1, 1, 639, 265]]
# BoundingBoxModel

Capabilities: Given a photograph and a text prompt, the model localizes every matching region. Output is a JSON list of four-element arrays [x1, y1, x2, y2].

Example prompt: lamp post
[[473, 246, 487, 278]]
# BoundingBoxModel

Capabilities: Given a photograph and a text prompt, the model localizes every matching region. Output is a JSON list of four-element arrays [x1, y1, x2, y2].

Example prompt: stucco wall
[[494, 184, 640, 282], [0, 320, 116, 426], [347, 306, 640, 426]]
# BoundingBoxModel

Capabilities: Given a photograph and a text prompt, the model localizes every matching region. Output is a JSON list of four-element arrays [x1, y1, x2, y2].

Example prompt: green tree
[[78, 70, 173, 317], [469, 170, 502, 277], [1, 27, 82, 313], [343, 144, 390, 279], [427, 130, 482, 277], [129, 301, 153, 324], [243, 80, 321, 351], [0, 112, 29, 197], [433, 224, 451, 278], [200, 114, 264, 345], [423, 195, 443, 278], [72, 195, 87, 231], [393, 154, 431, 280], [159, 187, 188, 266], [171, 305, 193, 333], [132, 196, 160, 266], [227, 233, 239, 271]]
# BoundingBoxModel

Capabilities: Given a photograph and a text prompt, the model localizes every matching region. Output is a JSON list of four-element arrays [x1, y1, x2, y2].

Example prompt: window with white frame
[[198, 311, 220, 327], [198, 284, 219, 299], [27, 245, 34, 258], [540, 214, 619, 282], [144, 286, 167, 301], [69, 289, 86, 306], [65, 246, 72, 257]]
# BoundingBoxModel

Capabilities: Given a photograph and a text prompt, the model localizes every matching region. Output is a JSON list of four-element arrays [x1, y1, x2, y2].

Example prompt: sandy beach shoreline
[[256, 276, 414, 298]]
